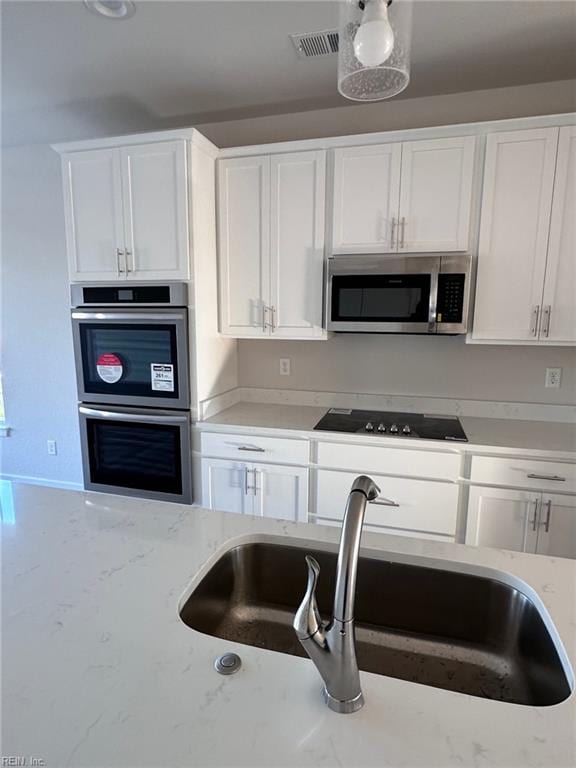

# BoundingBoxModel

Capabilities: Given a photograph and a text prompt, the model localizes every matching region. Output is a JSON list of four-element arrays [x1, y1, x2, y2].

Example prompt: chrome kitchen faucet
[[293, 475, 382, 713]]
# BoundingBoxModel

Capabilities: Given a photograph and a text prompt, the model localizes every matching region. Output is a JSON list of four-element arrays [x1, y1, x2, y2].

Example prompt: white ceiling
[[2, 0, 576, 145]]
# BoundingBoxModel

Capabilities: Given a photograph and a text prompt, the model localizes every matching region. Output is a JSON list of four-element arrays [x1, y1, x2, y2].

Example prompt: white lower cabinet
[[531, 494, 576, 559], [201, 457, 308, 523], [465, 487, 539, 552], [465, 486, 576, 559], [314, 469, 458, 538]]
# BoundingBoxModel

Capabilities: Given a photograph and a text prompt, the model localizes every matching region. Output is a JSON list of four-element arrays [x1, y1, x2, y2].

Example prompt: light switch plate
[[279, 358, 291, 376]]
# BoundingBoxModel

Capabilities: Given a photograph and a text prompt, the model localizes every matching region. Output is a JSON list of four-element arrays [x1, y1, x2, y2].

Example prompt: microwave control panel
[[436, 273, 465, 324]]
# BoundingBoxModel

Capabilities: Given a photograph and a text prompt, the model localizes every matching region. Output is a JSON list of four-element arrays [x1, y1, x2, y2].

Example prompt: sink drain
[[214, 652, 242, 675]]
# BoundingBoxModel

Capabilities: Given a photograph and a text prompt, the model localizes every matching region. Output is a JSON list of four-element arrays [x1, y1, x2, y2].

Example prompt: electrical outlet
[[279, 358, 291, 376], [47, 440, 57, 456], [545, 368, 562, 388]]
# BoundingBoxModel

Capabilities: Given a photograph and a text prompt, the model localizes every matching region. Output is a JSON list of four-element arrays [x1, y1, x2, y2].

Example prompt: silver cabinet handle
[[400, 217, 406, 249], [370, 497, 400, 508], [237, 446, 265, 453], [390, 217, 397, 249], [530, 305, 540, 337], [530, 498, 539, 531], [125, 248, 133, 273], [527, 473, 566, 482], [244, 467, 250, 495], [116, 248, 124, 275], [269, 305, 276, 332], [262, 305, 268, 332], [244, 467, 257, 496], [541, 499, 552, 533], [252, 468, 258, 496], [542, 305, 551, 337]]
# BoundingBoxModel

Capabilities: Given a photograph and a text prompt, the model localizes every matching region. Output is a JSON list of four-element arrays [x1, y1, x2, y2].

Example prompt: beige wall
[[205, 79, 576, 407], [198, 79, 576, 147], [238, 337, 576, 406]]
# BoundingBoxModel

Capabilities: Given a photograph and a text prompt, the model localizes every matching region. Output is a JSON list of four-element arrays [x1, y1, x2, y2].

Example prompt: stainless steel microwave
[[327, 254, 471, 334]]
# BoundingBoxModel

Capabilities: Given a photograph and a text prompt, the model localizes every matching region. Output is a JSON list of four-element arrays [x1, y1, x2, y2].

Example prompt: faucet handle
[[293, 555, 323, 640]]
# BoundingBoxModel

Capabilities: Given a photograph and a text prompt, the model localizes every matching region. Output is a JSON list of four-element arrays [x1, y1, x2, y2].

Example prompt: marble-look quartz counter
[[200, 401, 576, 458], [2, 483, 575, 767]]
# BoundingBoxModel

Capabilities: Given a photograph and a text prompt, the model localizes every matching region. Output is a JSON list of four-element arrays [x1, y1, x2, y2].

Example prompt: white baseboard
[[0, 474, 84, 492]]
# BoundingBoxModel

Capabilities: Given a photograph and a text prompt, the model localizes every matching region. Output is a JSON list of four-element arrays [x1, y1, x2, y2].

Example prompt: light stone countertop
[[2, 483, 575, 768], [200, 401, 576, 458]]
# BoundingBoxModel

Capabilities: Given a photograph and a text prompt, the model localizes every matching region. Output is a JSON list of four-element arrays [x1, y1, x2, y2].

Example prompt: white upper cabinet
[[540, 126, 576, 344], [269, 152, 326, 338], [472, 128, 559, 342], [331, 136, 475, 254], [63, 149, 125, 280], [398, 137, 476, 252], [218, 156, 270, 337], [61, 140, 190, 281], [121, 141, 189, 280], [332, 143, 401, 253], [218, 150, 326, 339]]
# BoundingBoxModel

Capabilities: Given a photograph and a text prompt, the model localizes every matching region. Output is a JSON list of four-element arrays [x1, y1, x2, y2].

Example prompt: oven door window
[[331, 275, 431, 323], [86, 418, 182, 495], [79, 323, 179, 399]]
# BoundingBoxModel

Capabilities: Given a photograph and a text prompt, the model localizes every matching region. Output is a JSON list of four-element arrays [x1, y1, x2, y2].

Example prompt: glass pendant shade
[[338, 0, 413, 102]]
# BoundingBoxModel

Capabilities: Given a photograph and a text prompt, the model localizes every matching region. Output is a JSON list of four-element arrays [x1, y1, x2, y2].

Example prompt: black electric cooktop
[[313, 409, 468, 442]]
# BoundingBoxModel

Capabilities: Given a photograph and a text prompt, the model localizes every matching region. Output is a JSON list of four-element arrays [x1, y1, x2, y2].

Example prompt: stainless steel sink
[[179, 541, 572, 706]]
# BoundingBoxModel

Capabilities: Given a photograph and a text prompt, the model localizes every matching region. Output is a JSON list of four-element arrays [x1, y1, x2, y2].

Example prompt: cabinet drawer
[[201, 432, 309, 465], [312, 517, 455, 543], [470, 456, 576, 493], [315, 470, 458, 536], [317, 441, 460, 480]]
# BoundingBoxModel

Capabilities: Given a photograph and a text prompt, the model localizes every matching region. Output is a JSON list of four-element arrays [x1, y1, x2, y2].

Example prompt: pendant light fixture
[[338, 0, 412, 102]]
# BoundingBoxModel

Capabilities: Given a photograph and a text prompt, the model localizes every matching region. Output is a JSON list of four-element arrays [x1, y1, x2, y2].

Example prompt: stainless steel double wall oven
[[71, 283, 192, 503]]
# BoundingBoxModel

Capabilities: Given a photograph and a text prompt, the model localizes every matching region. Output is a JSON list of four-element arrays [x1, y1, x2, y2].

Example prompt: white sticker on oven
[[151, 363, 174, 392]]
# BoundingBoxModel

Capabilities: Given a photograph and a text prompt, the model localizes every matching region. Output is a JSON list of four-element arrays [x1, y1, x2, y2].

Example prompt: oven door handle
[[72, 311, 186, 322], [79, 406, 188, 424]]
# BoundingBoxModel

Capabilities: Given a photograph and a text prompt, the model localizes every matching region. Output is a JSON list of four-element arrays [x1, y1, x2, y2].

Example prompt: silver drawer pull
[[527, 473, 566, 482], [370, 497, 400, 508], [237, 446, 266, 453]]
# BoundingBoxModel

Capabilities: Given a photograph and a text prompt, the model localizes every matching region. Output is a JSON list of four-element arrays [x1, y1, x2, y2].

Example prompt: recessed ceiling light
[[83, 0, 136, 20]]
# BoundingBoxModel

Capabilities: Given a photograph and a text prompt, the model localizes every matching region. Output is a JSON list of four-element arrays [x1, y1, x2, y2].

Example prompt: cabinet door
[[254, 464, 309, 523], [62, 149, 125, 281], [269, 151, 326, 339], [472, 128, 558, 341], [332, 143, 402, 254], [315, 470, 458, 537], [201, 458, 254, 515], [398, 137, 475, 252], [536, 495, 576, 560], [465, 486, 539, 553], [121, 141, 190, 280], [540, 126, 576, 344], [218, 157, 270, 336]]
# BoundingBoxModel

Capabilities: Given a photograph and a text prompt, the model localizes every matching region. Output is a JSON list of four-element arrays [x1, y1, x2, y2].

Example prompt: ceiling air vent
[[290, 30, 339, 59]]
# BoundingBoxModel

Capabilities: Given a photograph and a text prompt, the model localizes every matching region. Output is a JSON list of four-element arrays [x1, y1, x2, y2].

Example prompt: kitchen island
[[2, 483, 575, 767]]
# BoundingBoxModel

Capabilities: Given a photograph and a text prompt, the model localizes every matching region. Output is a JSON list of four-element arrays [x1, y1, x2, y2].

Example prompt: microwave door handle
[[79, 407, 188, 424], [428, 271, 439, 332]]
